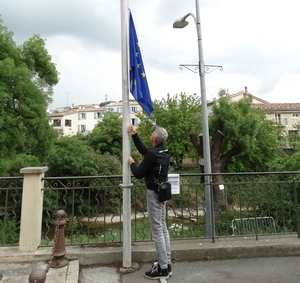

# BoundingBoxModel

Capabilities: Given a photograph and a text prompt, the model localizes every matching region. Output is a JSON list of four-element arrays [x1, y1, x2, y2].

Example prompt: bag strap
[[158, 149, 168, 176]]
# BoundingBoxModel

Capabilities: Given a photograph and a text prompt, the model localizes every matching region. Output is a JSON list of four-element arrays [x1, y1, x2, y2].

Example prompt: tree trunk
[[189, 131, 241, 216]]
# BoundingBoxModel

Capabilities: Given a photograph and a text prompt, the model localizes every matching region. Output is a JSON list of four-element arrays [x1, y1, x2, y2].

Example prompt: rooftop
[[252, 103, 300, 111]]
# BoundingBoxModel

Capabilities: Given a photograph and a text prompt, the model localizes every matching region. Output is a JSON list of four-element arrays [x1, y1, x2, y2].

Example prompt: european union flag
[[129, 12, 153, 117]]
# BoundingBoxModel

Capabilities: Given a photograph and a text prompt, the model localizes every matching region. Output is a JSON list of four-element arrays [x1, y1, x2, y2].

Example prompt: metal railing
[[1, 172, 300, 247], [41, 172, 300, 246], [0, 177, 23, 246], [231, 216, 277, 236]]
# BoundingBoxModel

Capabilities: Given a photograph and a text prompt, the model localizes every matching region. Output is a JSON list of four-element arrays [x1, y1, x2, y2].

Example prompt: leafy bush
[[0, 154, 41, 177], [0, 215, 19, 245]]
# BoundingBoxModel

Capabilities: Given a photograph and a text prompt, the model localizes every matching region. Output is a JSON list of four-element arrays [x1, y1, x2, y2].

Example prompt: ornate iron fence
[[0, 177, 23, 246], [214, 172, 300, 240], [41, 172, 300, 246], [1, 172, 300, 247]]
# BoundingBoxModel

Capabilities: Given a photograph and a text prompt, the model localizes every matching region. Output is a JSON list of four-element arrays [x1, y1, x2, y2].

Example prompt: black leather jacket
[[130, 133, 170, 190]]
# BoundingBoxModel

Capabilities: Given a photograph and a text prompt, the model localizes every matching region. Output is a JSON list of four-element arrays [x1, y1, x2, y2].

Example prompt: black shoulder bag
[[157, 181, 172, 202]]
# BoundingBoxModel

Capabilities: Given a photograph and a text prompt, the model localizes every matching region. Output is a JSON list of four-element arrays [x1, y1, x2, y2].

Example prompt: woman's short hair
[[153, 126, 168, 144]]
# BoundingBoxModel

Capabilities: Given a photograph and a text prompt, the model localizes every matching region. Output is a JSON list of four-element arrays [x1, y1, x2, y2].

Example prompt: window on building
[[117, 107, 122, 113], [130, 106, 138, 113], [94, 112, 102, 119], [275, 114, 281, 124], [292, 114, 299, 118], [53, 119, 61, 126], [65, 119, 72, 127], [131, 118, 138, 126], [105, 108, 114, 112], [78, 125, 86, 132], [79, 112, 86, 120]]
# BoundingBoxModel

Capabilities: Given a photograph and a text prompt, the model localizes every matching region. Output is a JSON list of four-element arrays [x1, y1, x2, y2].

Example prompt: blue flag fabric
[[129, 12, 153, 116]]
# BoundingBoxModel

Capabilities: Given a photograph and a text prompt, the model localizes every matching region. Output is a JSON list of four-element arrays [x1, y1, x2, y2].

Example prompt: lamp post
[[173, 0, 213, 236]]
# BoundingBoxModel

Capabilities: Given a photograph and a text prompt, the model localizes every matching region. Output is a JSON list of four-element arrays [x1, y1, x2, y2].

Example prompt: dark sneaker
[[151, 262, 172, 276], [144, 263, 169, 280]]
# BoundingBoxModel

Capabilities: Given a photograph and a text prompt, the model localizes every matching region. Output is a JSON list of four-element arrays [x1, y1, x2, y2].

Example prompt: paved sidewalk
[[0, 235, 300, 282], [0, 260, 78, 283]]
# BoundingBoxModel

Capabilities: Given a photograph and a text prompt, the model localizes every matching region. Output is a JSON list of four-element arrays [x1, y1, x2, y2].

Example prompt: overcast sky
[[1, 0, 300, 109]]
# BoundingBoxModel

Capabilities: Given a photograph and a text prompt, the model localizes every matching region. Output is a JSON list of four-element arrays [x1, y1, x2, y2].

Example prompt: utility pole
[[65, 92, 72, 106]]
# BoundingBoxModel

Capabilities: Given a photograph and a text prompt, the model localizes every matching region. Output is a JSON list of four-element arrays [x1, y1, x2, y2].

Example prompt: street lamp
[[173, 0, 213, 236]]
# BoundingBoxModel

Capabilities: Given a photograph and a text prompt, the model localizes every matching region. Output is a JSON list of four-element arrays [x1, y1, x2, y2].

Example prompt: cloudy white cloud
[[1, 0, 299, 109]]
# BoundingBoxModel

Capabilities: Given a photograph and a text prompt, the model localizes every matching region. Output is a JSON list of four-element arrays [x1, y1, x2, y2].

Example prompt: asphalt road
[[80, 256, 300, 283]]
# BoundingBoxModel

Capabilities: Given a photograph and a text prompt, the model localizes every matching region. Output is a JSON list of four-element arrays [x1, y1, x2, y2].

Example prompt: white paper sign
[[168, 174, 180, 194]]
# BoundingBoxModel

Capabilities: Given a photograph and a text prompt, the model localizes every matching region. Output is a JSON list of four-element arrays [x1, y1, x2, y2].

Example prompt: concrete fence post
[[19, 166, 48, 252]]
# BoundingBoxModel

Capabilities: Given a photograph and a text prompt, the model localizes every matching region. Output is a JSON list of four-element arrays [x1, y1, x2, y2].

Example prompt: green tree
[[46, 135, 98, 177], [0, 18, 59, 163], [270, 142, 300, 172], [88, 112, 123, 158], [190, 95, 284, 173], [136, 93, 202, 169], [227, 117, 285, 172], [93, 152, 122, 176], [218, 88, 227, 97], [45, 135, 123, 217], [212, 96, 284, 172], [0, 153, 41, 177], [189, 95, 284, 212]]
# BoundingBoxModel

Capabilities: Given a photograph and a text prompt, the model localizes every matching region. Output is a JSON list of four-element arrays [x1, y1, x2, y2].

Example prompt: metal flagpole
[[120, 0, 133, 268]]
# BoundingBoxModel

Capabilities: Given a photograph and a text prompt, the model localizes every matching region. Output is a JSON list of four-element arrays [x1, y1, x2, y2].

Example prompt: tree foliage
[[46, 134, 122, 177], [46, 135, 122, 177], [88, 112, 123, 158], [287, 123, 300, 145], [189, 94, 285, 214], [269, 142, 300, 172], [0, 154, 41, 177], [209, 96, 260, 153], [46, 135, 98, 177], [0, 18, 59, 162], [136, 93, 202, 169], [209, 95, 284, 172]]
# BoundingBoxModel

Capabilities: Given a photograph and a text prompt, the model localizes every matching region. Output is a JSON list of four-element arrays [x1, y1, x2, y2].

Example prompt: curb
[[1, 235, 300, 265]]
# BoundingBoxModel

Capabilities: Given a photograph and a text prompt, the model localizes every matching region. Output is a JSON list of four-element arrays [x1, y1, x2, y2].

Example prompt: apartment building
[[252, 103, 300, 134], [48, 101, 142, 136], [208, 87, 300, 135], [49, 87, 300, 138]]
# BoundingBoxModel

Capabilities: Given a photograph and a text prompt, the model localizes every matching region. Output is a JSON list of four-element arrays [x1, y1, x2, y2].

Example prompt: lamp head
[[173, 18, 189, 28]]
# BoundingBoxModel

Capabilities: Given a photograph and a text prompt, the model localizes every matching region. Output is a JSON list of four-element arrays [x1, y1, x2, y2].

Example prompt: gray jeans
[[147, 189, 171, 269]]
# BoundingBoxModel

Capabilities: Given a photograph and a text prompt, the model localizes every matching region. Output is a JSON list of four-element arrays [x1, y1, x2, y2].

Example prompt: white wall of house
[[77, 109, 103, 134], [266, 112, 300, 133], [49, 112, 78, 136], [48, 101, 142, 136]]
